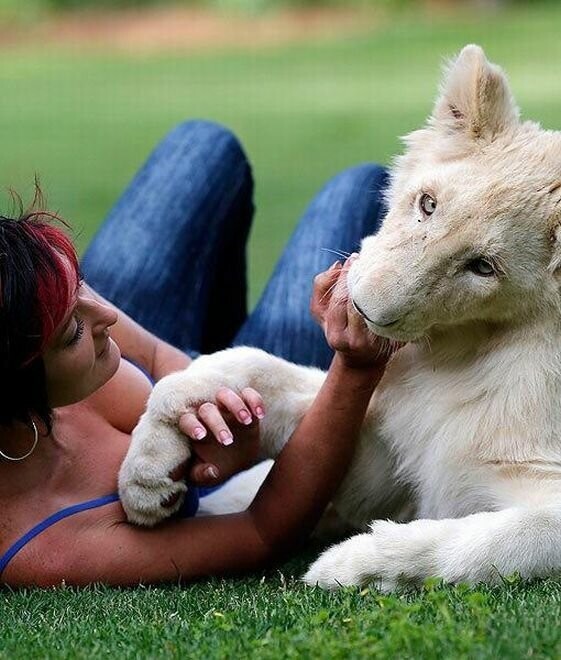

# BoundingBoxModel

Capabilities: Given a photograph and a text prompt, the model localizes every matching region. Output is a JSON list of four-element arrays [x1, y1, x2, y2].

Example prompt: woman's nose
[[92, 302, 118, 333]]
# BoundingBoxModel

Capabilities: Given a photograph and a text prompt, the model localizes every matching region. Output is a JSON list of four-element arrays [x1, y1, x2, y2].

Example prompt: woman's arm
[[22, 261, 394, 587], [249, 257, 392, 552], [248, 351, 383, 552], [82, 283, 191, 379]]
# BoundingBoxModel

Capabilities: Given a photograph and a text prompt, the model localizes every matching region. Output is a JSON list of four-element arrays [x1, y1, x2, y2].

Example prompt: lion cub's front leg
[[118, 363, 219, 527], [118, 405, 191, 526], [119, 347, 325, 526]]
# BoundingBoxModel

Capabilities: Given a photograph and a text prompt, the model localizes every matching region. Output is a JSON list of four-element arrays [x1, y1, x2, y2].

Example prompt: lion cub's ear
[[430, 44, 519, 142]]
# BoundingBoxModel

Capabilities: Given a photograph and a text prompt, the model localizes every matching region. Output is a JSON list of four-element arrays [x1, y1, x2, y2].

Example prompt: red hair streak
[[24, 220, 80, 351]]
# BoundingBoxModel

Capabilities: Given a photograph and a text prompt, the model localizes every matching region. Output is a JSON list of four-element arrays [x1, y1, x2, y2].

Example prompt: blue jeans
[[82, 120, 388, 371]]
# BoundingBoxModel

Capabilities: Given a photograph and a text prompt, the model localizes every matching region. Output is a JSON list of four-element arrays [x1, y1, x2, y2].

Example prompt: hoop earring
[[0, 420, 39, 462]]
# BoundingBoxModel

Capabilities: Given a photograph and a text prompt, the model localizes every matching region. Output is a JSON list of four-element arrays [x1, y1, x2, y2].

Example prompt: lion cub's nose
[[353, 299, 400, 327]]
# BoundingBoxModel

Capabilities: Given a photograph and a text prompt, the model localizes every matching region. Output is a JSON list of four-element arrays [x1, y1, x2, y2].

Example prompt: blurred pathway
[[0, 6, 379, 52]]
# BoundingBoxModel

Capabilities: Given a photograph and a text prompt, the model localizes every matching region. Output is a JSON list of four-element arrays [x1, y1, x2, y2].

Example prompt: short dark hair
[[0, 199, 79, 432]]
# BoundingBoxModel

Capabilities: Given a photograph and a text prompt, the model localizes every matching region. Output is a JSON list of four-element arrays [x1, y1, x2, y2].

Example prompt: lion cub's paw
[[119, 416, 191, 527], [304, 531, 402, 592], [304, 522, 419, 592], [303, 534, 373, 590]]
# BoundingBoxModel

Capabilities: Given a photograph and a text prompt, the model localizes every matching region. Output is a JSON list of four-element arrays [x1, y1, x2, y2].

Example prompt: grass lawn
[[1, 3, 561, 657], [2, 574, 561, 658]]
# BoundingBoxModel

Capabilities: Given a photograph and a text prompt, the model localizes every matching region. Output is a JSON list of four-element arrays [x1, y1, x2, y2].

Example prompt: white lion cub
[[119, 45, 561, 591]]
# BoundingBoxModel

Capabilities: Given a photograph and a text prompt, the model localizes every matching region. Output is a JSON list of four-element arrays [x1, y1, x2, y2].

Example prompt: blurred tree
[[0, 0, 543, 18]]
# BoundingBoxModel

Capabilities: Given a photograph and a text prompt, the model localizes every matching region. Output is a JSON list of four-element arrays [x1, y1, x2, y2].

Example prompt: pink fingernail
[[194, 427, 207, 440], [219, 430, 233, 445], [239, 410, 252, 425], [205, 466, 219, 480], [255, 406, 265, 419]]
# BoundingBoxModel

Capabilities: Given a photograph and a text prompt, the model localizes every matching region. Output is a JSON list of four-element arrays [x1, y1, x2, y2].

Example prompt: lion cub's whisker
[[320, 247, 352, 261]]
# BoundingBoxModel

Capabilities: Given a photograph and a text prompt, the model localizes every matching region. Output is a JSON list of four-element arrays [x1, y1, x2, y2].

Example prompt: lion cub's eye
[[419, 193, 437, 217], [467, 258, 495, 277]]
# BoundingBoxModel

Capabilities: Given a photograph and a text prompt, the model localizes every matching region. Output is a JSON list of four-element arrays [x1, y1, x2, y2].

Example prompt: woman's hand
[[311, 256, 400, 371], [168, 387, 265, 492]]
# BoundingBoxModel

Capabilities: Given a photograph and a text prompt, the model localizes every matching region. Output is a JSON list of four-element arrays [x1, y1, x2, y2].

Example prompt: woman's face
[[43, 285, 121, 408]]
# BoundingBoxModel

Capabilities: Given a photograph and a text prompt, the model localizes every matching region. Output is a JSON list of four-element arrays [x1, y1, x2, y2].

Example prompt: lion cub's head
[[350, 45, 561, 342]]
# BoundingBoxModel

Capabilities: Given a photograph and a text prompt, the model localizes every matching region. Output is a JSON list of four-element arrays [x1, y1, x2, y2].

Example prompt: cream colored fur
[[119, 45, 561, 591]]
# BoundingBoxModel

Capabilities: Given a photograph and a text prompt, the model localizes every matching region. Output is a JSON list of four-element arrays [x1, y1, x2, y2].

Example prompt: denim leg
[[81, 120, 254, 355], [235, 164, 389, 369]]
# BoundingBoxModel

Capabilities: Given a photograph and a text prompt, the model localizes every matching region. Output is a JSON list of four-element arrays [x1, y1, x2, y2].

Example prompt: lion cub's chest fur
[[372, 330, 561, 519]]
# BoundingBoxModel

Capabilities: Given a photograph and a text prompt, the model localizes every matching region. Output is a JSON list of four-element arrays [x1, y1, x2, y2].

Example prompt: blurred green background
[[0, 0, 559, 308]]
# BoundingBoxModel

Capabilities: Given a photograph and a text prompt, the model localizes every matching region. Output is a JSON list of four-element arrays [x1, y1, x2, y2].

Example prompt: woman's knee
[[163, 120, 253, 190]]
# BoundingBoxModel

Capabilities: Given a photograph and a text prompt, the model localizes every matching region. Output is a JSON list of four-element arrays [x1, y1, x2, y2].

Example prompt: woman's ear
[[430, 44, 520, 143]]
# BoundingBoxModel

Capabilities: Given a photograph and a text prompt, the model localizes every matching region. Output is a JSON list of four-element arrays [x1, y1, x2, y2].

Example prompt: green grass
[[2, 4, 561, 657], [2, 571, 561, 658]]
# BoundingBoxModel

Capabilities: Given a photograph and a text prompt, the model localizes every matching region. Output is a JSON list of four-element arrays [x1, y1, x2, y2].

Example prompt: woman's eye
[[419, 193, 437, 217], [466, 258, 495, 277], [67, 318, 85, 346]]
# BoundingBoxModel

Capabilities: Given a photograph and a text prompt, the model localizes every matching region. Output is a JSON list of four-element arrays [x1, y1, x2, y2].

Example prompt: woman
[[0, 121, 392, 587]]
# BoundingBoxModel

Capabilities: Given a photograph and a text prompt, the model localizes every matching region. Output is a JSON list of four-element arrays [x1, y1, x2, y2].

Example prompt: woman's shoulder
[[86, 357, 153, 434]]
